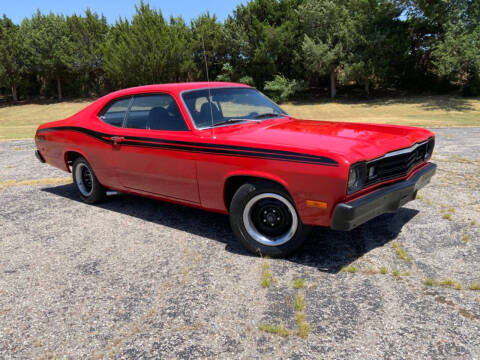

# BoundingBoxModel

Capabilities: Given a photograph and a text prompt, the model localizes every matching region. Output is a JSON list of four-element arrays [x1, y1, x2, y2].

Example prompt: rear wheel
[[72, 157, 106, 204], [229, 180, 310, 257]]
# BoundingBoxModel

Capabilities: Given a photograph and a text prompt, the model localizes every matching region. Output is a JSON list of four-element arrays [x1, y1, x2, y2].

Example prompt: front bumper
[[331, 163, 436, 231]]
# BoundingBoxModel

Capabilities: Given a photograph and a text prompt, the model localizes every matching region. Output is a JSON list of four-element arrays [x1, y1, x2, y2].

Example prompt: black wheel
[[72, 157, 106, 204], [229, 180, 311, 257]]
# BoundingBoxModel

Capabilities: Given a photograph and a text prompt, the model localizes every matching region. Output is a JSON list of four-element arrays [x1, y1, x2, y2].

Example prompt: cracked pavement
[[0, 128, 479, 359]]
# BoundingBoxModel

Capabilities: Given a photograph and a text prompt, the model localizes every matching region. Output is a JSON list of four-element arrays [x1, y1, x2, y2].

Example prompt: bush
[[463, 73, 480, 97], [263, 75, 305, 103], [238, 75, 255, 86], [215, 63, 234, 82]]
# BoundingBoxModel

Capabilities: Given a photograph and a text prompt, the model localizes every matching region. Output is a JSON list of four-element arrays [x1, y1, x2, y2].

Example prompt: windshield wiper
[[254, 113, 286, 119], [213, 118, 259, 127]]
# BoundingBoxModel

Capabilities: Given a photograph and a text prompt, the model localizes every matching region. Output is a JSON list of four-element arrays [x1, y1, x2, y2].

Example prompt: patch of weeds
[[295, 312, 310, 339], [438, 279, 463, 290], [416, 194, 423, 200], [392, 270, 401, 277], [403, 271, 411, 276], [258, 323, 289, 337], [341, 265, 357, 273], [292, 278, 305, 289], [261, 262, 273, 288], [379, 266, 388, 275], [469, 283, 480, 291], [294, 295, 305, 312], [462, 234, 471, 243], [392, 242, 412, 263], [425, 278, 435, 286], [471, 220, 476, 226], [441, 207, 455, 221], [426, 199, 432, 205]]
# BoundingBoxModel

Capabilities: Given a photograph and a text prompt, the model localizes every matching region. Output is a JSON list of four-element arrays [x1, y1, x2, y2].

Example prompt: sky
[[2, 0, 248, 24]]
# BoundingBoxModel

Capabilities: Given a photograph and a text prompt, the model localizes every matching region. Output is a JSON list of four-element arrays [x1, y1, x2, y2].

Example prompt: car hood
[[212, 118, 434, 165]]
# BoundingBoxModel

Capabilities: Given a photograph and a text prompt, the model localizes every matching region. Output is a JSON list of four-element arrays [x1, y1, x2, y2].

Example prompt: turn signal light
[[306, 200, 328, 209]]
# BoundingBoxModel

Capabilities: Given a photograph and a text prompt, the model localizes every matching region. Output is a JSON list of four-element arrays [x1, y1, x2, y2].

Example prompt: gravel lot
[[1, 128, 479, 359]]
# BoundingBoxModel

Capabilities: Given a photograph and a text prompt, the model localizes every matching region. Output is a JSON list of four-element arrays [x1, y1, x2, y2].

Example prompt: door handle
[[111, 136, 125, 145]]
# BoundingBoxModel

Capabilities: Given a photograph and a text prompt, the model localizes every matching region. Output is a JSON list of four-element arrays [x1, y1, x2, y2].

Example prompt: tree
[[343, 0, 409, 95], [224, 0, 304, 89], [67, 10, 108, 96], [191, 12, 226, 81], [103, 1, 196, 88], [0, 15, 25, 101], [430, 1, 480, 93], [299, 0, 358, 98], [22, 11, 74, 99]]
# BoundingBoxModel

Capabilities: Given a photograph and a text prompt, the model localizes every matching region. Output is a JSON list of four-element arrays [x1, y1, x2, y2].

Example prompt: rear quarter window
[[99, 97, 131, 127]]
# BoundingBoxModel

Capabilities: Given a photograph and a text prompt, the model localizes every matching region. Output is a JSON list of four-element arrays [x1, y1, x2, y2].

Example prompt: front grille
[[364, 137, 434, 187]]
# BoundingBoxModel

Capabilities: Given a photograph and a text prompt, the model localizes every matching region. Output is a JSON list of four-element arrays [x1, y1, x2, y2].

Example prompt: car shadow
[[42, 184, 419, 274]]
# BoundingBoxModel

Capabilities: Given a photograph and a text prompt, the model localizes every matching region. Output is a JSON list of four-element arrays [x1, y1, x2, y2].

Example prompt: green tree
[[430, 1, 480, 93], [22, 11, 74, 99], [299, 0, 359, 98], [67, 10, 108, 96], [103, 1, 195, 88], [191, 12, 226, 81], [0, 15, 26, 101], [343, 0, 409, 95], [225, 0, 304, 89]]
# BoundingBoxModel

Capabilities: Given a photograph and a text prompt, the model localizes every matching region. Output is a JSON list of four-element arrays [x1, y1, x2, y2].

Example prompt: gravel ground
[[0, 128, 479, 359]]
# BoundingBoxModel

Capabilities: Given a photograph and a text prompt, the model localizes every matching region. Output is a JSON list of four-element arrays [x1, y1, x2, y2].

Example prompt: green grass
[[462, 234, 471, 243], [283, 95, 480, 128], [294, 295, 305, 312], [392, 270, 401, 277], [258, 323, 289, 337], [425, 278, 435, 286], [261, 262, 273, 288], [0, 100, 91, 140], [438, 279, 463, 290], [470, 283, 480, 291], [392, 242, 412, 263], [292, 278, 305, 289], [379, 267, 388, 275], [295, 312, 310, 339], [341, 265, 358, 273], [2, 95, 480, 140]]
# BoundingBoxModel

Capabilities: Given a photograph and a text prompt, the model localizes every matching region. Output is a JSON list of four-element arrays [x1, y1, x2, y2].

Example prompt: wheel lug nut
[[277, 217, 280, 221], [263, 219, 267, 223]]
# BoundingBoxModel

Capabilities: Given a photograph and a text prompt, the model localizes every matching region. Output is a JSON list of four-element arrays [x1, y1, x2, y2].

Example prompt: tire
[[229, 180, 311, 257], [72, 157, 106, 204]]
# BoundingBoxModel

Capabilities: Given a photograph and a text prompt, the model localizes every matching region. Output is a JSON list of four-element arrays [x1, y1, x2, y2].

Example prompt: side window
[[125, 94, 189, 131], [99, 97, 131, 127]]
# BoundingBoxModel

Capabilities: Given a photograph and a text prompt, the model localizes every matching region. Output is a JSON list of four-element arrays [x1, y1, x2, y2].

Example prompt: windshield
[[181, 87, 287, 129]]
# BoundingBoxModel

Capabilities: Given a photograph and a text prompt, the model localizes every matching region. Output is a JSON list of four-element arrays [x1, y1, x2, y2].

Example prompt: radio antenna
[[201, 34, 215, 139]]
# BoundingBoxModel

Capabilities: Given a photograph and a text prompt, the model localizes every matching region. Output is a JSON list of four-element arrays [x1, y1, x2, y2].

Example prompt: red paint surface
[[35, 82, 434, 226]]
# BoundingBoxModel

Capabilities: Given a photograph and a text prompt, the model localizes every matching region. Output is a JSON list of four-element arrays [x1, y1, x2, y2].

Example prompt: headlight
[[347, 163, 366, 194]]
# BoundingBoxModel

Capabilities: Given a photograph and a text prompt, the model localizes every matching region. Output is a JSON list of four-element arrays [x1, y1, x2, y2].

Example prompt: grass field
[[0, 95, 479, 140]]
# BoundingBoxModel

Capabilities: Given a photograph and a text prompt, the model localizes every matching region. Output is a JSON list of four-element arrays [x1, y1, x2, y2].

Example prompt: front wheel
[[229, 181, 310, 257], [72, 157, 106, 204]]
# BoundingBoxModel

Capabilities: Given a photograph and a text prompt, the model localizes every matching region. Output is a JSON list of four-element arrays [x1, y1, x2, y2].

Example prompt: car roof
[[107, 82, 251, 98]]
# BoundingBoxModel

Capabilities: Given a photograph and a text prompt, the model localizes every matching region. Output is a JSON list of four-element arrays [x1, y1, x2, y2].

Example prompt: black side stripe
[[37, 126, 338, 166]]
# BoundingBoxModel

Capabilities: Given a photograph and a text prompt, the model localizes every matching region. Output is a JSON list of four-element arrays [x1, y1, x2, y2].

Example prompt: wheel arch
[[64, 148, 90, 173], [223, 172, 293, 211]]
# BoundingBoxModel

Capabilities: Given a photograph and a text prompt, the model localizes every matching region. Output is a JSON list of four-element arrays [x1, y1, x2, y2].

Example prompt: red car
[[35, 82, 436, 257]]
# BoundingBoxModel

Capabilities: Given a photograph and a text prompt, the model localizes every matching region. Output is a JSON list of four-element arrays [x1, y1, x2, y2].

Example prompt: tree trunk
[[11, 83, 18, 102], [364, 80, 370, 97], [329, 70, 337, 99], [56, 76, 62, 100]]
